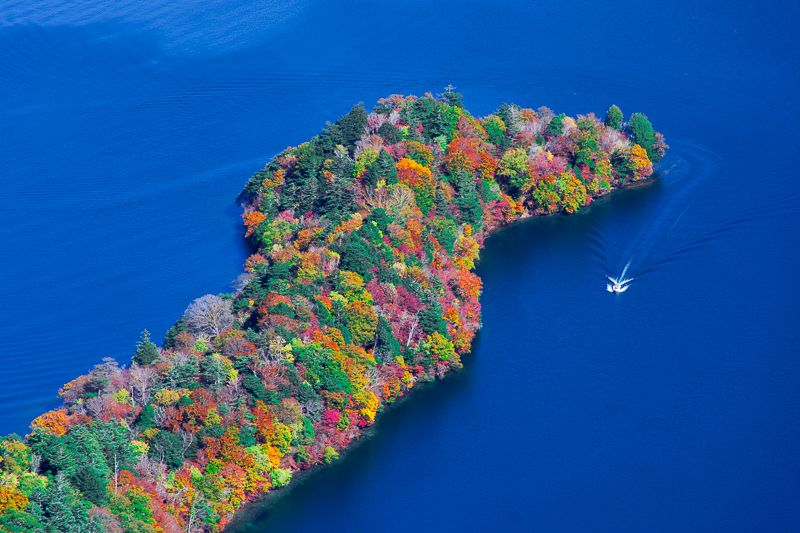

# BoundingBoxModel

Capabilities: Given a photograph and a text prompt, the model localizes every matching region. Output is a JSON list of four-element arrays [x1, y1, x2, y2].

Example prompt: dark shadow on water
[[226, 348, 478, 532]]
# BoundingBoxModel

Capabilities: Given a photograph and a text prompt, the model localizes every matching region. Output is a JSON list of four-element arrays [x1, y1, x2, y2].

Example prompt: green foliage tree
[[374, 316, 401, 363], [0, 509, 42, 531], [135, 404, 155, 431], [133, 329, 159, 366], [376, 122, 402, 144], [402, 96, 459, 142], [148, 430, 185, 469], [279, 142, 324, 213], [29, 473, 99, 532], [335, 103, 368, 150], [453, 172, 483, 227], [168, 354, 200, 390], [604, 104, 623, 129], [611, 149, 636, 181], [93, 421, 134, 497], [628, 112, 661, 161], [484, 115, 508, 150], [418, 300, 448, 336], [339, 238, 378, 280], [574, 117, 601, 168], [545, 113, 566, 136], [496, 103, 522, 138], [322, 155, 357, 221], [442, 90, 464, 108], [201, 354, 227, 390], [497, 148, 529, 194], [241, 372, 270, 403]]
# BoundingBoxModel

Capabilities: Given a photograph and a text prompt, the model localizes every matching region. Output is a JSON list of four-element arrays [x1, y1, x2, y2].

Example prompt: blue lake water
[[2, 1, 799, 531]]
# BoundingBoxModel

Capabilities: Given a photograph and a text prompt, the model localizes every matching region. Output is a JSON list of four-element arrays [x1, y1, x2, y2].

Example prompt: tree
[[183, 295, 234, 338], [132, 330, 159, 366], [628, 112, 663, 162], [611, 149, 636, 182], [376, 122, 402, 144], [419, 332, 460, 368], [374, 316, 401, 362], [418, 300, 447, 336], [135, 404, 155, 431], [282, 142, 324, 213], [93, 421, 133, 497], [545, 113, 566, 136], [363, 149, 398, 190], [630, 144, 654, 178], [322, 155, 357, 221], [345, 301, 378, 347], [29, 473, 99, 531], [443, 90, 464, 108], [604, 104, 623, 129], [484, 115, 508, 150], [335, 103, 368, 150], [497, 148, 530, 194], [0, 509, 42, 531], [453, 172, 483, 227], [148, 430, 185, 469]]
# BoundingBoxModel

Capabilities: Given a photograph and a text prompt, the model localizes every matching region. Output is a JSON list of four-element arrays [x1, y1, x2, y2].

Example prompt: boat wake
[[595, 140, 798, 294], [606, 260, 633, 293]]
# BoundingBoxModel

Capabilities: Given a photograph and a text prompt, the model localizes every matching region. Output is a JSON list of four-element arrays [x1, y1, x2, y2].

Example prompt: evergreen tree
[[453, 172, 483, 227], [323, 154, 357, 221], [201, 354, 226, 390], [279, 142, 324, 213], [604, 104, 623, 129], [374, 316, 402, 363], [443, 90, 464, 108], [335, 103, 368, 150], [628, 112, 660, 161], [133, 329, 159, 366], [163, 318, 188, 350], [611, 149, 636, 182], [363, 149, 398, 190], [237, 424, 258, 447], [241, 372, 269, 403], [168, 354, 200, 389], [94, 421, 134, 494], [485, 116, 509, 150], [73, 467, 107, 505], [148, 430, 185, 469], [136, 404, 155, 431], [402, 96, 458, 142], [418, 300, 448, 336], [0, 509, 42, 531], [545, 113, 566, 136], [376, 122, 402, 144], [339, 237, 378, 280], [30, 473, 96, 532]]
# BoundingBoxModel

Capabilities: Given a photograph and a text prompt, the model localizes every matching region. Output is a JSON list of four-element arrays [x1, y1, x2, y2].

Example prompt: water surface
[[1, 1, 798, 531]]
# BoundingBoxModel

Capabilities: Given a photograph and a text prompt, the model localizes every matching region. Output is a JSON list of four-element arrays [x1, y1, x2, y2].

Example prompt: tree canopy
[[0, 93, 665, 532]]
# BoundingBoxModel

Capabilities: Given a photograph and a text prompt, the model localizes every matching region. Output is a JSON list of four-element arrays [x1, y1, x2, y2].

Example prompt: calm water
[[2, 1, 799, 531]]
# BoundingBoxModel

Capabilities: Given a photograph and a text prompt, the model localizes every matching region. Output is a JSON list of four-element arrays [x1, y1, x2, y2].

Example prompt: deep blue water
[[2, 1, 799, 531]]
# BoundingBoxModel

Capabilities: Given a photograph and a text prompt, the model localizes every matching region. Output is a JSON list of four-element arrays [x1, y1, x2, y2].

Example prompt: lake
[[2, 1, 798, 531]]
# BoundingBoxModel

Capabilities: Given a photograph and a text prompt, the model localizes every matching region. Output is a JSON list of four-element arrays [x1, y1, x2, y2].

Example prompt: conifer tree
[[133, 329, 159, 366]]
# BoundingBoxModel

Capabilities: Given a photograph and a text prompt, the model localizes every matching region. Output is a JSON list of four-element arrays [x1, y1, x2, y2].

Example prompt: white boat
[[606, 275, 633, 293]]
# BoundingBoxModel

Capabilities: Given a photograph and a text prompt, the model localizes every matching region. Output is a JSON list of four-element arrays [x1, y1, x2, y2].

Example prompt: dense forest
[[0, 93, 665, 532]]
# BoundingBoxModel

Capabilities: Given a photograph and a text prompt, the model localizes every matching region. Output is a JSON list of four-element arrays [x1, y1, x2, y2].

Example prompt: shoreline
[[226, 175, 660, 528], [0, 94, 666, 532]]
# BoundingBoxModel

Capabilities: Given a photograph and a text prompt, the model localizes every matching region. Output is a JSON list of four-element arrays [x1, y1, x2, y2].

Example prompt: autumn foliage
[[0, 94, 664, 532]]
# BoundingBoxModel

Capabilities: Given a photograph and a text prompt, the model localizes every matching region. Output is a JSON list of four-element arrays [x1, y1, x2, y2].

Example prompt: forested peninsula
[[0, 93, 665, 532]]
